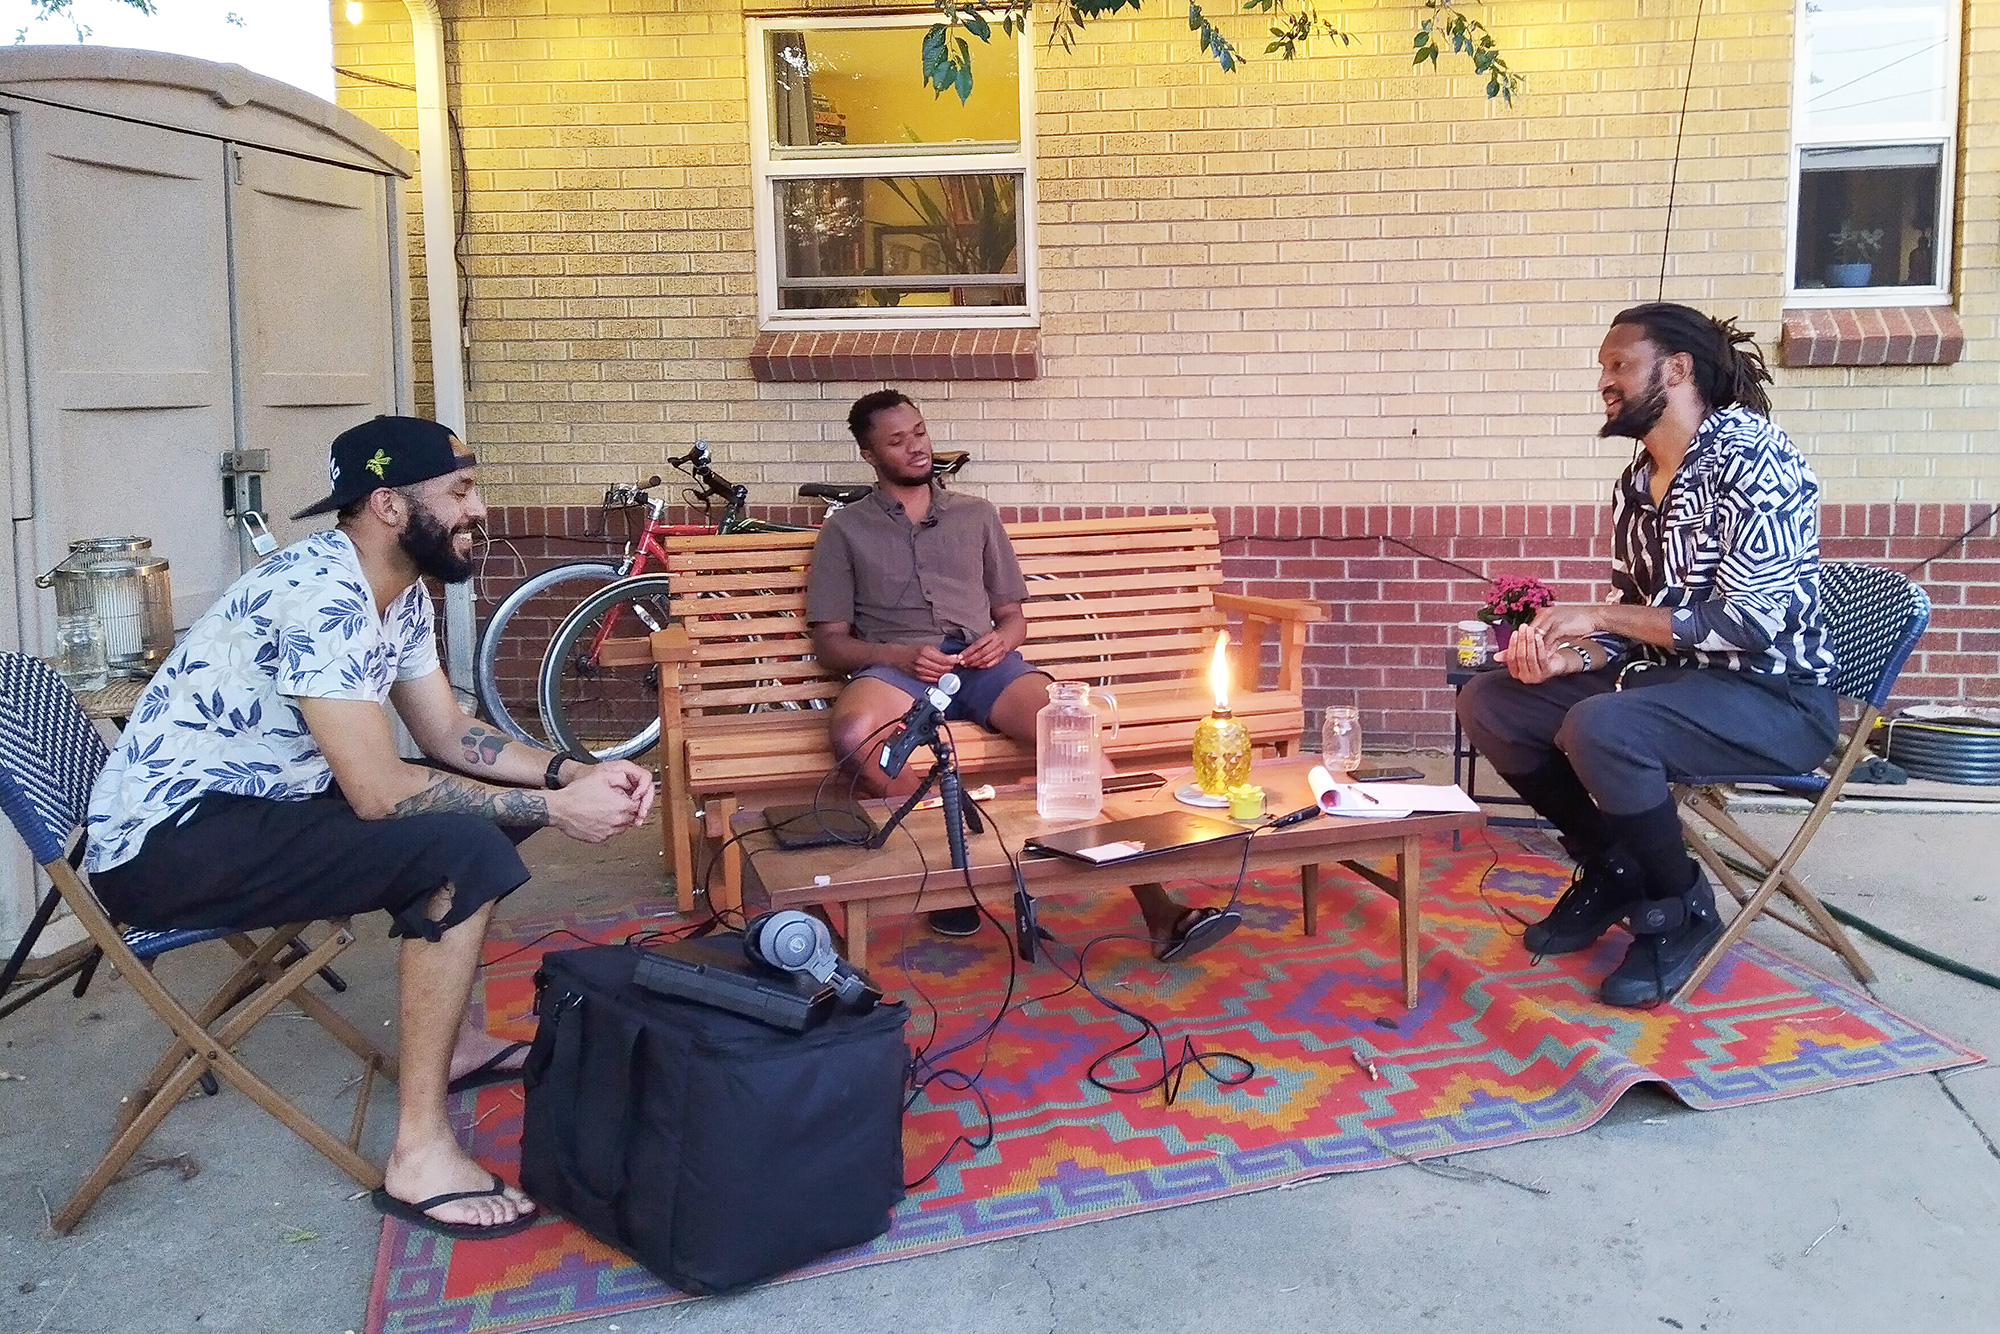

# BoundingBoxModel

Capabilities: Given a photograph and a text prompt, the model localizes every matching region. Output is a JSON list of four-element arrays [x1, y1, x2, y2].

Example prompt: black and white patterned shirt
[[1606, 405, 1836, 684]]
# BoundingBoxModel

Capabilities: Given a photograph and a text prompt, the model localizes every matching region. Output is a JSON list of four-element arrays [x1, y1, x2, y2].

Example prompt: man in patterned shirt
[[85, 417, 654, 1238], [1456, 304, 1838, 1007]]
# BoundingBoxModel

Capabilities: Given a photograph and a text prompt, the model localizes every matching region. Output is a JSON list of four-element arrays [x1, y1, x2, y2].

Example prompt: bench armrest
[[1213, 592, 1324, 696], [1212, 592, 1326, 623], [650, 625, 695, 663]]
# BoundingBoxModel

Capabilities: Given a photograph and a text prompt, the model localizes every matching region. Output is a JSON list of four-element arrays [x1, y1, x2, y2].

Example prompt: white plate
[[1174, 782, 1231, 808]]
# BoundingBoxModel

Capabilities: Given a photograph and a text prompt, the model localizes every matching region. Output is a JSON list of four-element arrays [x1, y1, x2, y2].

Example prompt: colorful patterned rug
[[366, 833, 1980, 1334]]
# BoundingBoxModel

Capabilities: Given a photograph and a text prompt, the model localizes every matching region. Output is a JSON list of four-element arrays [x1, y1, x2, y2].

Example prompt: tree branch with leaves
[[923, 0, 1518, 105]]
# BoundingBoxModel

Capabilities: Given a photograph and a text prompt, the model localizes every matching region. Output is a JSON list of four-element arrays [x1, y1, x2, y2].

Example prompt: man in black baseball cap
[[88, 414, 654, 1239], [292, 414, 478, 519], [292, 415, 483, 584]]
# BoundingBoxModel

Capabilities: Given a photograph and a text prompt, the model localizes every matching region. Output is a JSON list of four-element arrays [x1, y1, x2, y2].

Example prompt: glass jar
[[1320, 705, 1361, 777], [1455, 619, 1493, 667], [54, 611, 110, 693]]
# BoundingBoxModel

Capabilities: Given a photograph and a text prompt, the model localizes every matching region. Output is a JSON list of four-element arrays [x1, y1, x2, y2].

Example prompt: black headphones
[[742, 910, 874, 1008]]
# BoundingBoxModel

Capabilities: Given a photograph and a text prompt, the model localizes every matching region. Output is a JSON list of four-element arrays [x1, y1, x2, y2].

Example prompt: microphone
[[878, 672, 960, 778]]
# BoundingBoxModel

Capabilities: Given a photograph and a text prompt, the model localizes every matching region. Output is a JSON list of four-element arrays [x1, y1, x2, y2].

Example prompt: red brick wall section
[[1779, 307, 1965, 367], [748, 329, 1041, 382], [476, 503, 1999, 751]]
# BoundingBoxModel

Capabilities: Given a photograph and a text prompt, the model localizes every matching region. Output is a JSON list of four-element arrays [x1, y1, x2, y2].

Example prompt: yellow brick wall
[[332, 0, 1997, 508]]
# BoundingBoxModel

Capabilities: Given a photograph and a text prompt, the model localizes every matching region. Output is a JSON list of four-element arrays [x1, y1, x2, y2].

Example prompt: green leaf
[[963, 11, 991, 40]]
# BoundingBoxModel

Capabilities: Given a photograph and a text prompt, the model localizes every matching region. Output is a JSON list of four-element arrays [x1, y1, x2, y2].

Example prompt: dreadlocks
[[1610, 302, 1773, 419]]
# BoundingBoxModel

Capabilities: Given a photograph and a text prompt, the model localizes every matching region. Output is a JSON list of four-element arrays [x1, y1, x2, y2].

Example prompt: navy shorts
[[90, 790, 538, 942], [854, 636, 1050, 730]]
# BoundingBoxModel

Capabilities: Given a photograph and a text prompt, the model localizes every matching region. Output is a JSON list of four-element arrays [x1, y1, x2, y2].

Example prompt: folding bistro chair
[[1671, 562, 1931, 1002], [0, 653, 397, 1233]]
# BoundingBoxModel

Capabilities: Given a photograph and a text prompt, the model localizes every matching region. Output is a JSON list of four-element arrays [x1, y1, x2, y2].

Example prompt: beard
[[864, 449, 932, 488], [1599, 361, 1669, 440], [399, 500, 477, 584]]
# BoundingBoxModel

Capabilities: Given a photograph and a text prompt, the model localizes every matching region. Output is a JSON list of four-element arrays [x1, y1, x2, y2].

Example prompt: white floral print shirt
[[84, 530, 439, 873]]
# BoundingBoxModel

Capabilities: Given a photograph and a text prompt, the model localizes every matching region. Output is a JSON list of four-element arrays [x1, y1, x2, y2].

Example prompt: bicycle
[[472, 442, 969, 761]]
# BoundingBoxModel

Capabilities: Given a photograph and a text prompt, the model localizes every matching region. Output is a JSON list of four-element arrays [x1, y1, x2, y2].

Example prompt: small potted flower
[[1479, 575, 1554, 650], [1825, 223, 1884, 288]]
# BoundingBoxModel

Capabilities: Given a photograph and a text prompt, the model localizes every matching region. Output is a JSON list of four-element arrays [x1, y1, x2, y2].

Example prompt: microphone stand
[[865, 713, 983, 871]]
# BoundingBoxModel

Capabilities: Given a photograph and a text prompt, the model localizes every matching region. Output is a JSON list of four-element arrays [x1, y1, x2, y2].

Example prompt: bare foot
[[1127, 882, 1186, 944], [448, 1021, 527, 1085], [382, 1134, 533, 1229]]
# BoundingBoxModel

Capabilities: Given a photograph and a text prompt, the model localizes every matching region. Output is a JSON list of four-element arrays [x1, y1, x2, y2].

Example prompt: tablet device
[[1023, 810, 1252, 867], [764, 798, 874, 850]]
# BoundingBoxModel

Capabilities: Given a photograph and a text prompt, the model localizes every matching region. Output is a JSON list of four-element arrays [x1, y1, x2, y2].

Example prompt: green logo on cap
[[366, 449, 392, 478]]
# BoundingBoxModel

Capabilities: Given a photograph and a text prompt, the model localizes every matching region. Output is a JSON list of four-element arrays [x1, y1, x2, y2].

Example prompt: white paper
[[1306, 768, 1476, 818], [1307, 766, 1413, 818], [1387, 784, 1481, 813], [1074, 840, 1148, 862]]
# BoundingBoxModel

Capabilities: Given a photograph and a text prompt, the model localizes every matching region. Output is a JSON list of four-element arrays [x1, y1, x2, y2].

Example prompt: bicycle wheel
[[539, 573, 675, 762], [474, 559, 622, 745]]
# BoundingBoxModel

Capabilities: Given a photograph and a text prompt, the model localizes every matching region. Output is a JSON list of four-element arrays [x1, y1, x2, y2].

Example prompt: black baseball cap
[[290, 416, 478, 520]]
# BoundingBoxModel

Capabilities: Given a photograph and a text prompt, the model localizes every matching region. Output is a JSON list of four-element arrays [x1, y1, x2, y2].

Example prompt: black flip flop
[[371, 1175, 538, 1241], [1154, 906, 1242, 964], [446, 1040, 531, 1096]]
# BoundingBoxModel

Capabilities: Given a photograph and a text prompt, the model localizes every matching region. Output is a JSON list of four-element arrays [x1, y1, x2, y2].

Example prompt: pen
[[1351, 784, 1380, 805]]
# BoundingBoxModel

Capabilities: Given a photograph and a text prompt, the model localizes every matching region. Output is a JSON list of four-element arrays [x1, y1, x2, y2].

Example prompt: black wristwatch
[[544, 751, 593, 790]]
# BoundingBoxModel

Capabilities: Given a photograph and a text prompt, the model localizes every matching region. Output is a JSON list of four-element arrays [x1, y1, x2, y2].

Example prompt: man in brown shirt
[[807, 390, 1238, 963]]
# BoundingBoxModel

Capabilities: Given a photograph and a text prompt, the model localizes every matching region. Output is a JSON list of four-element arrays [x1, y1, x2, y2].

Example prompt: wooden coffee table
[[735, 757, 1484, 1009]]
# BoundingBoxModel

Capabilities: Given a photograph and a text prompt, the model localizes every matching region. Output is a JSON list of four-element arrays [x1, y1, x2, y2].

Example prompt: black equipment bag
[[519, 945, 909, 1295]]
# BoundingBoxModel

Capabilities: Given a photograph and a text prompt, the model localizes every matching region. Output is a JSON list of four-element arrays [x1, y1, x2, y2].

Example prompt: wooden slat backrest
[[662, 515, 1230, 717]]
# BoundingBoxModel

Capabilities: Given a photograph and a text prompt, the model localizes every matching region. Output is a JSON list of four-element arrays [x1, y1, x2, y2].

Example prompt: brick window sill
[[1779, 307, 1963, 368], [749, 328, 1040, 383]]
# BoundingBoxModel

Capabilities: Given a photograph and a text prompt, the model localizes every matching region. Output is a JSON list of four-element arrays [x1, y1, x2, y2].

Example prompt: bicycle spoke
[[541, 576, 673, 761]]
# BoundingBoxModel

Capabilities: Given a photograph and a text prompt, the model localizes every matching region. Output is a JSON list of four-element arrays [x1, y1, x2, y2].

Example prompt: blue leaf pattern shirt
[[1606, 404, 1837, 684], [84, 530, 440, 873]]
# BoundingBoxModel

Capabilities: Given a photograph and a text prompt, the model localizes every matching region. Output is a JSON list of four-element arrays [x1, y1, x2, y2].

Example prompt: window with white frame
[[747, 15, 1036, 326], [1789, 0, 1959, 303]]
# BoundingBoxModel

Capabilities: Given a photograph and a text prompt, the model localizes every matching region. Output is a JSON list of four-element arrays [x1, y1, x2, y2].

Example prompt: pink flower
[[1480, 575, 1554, 626]]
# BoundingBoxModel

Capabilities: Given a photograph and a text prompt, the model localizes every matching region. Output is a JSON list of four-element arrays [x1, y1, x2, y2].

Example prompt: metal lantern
[[36, 536, 174, 676]]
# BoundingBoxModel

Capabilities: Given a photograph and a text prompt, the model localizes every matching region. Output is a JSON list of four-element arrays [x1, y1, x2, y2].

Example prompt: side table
[[1444, 649, 1550, 839]]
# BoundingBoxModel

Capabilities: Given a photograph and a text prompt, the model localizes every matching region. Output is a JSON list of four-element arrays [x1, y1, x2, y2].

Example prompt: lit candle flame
[[1209, 632, 1231, 712]]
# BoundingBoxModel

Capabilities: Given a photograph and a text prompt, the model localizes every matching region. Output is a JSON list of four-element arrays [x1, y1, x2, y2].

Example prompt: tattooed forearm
[[459, 724, 512, 769], [389, 770, 551, 827]]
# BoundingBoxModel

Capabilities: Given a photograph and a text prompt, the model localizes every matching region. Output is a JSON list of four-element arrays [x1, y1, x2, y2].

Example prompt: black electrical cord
[[1008, 818, 1263, 1107]]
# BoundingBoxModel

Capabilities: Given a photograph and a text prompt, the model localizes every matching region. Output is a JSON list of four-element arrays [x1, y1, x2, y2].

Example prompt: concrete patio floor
[[2, 761, 1997, 1334]]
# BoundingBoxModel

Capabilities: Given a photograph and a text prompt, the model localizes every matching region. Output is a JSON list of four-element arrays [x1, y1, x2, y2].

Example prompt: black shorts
[[90, 791, 538, 942]]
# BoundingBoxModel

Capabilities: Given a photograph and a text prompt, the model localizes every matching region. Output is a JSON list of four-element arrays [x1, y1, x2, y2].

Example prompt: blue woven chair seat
[[1682, 772, 1828, 796], [123, 925, 239, 962]]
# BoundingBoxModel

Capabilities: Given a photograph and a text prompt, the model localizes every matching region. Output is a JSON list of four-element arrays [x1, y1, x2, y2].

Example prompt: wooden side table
[[1444, 649, 1549, 838]]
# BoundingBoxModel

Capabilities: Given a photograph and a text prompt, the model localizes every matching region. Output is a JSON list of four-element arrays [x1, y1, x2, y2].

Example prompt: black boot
[[1523, 845, 1646, 956], [1600, 866, 1725, 1007]]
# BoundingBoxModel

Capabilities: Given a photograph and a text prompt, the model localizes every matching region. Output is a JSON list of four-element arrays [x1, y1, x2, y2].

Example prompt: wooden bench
[[642, 513, 1324, 912]]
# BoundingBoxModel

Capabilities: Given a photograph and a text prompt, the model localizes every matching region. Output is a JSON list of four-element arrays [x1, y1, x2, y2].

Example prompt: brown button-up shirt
[[804, 485, 1027, 645]]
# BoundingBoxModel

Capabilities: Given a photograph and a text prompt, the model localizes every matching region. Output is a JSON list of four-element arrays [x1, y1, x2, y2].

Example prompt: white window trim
[[746, 14, 1040, 331], [1784, 0, 1960, 308]]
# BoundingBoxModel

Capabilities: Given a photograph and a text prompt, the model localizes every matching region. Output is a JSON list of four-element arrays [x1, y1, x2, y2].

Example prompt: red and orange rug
[[367, 834, 1979, 1334]]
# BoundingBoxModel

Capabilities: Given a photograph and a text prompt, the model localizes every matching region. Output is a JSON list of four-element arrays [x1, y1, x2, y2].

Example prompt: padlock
[[241, 511, 278, 557]]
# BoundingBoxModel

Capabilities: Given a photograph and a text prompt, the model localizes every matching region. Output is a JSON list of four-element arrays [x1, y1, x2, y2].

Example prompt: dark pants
[[1456, 666, 1839, 818], [92, 791, 539, 943]]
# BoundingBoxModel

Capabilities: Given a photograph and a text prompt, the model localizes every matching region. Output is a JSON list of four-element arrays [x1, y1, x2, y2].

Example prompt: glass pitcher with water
[[1036, 681, 1120, 820]]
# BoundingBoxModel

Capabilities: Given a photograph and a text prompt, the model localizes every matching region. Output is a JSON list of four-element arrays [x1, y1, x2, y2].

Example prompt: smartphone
[[1103, 771, 1168, 793], [1351, 764, 1423, 783]]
